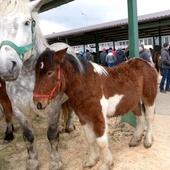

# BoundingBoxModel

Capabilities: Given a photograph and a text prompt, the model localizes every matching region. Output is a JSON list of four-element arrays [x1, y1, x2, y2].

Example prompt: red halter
[[33, 66, 61, 100]]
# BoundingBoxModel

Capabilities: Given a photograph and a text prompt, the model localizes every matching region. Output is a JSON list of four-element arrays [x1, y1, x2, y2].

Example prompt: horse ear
[[53, 48, 68, 64], [28, 0, 45, 12], [45, 47, 51, 51]]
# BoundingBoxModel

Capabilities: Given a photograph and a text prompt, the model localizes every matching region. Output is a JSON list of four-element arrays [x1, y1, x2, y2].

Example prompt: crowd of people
[[77, 49, 94, 62], [76, 43, 170, 94], [99, 47, 126, 67], [98, 45, 156, 68]]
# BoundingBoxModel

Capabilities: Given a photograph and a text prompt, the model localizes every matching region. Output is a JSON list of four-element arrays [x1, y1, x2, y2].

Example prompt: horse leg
[[143, 103, 155, 148], [83, 123, 100, 168], [96, 125, 113, 170], [59, 101, 74, 133], [83, 116, 113, 170], [0, 104, 3, 119], [21, 121, 39, 170], [1, 102, 14, 143], [47, 106, 63, 170], [14, 109, 39, 170], [129, 102, 145, 147], [64, 101, 75, 133]]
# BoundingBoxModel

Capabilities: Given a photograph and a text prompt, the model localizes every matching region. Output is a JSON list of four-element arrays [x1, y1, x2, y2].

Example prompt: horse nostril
[[10, 61, 17, 72], [37, 102, 43, 110]]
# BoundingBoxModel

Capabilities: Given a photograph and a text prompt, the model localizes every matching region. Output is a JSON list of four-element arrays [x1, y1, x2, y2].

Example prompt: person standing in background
[[138, 44, 151, 63], [105, 49, 116, 67], [99, 48, 107, 66], [116, 47, 125, 65], [146, 49, 155, 67], [160, 43, 170, 93]]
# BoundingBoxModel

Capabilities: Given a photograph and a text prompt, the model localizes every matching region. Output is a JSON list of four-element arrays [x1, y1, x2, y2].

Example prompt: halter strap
[[0, 20, 36, 61], [33, 66, 61, 100], [33, 86, 58, 99], [0, 41, 33, 61]]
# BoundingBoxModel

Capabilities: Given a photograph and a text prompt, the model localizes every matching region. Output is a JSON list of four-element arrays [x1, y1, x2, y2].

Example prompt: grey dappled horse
[[0, 0, 74, 169]]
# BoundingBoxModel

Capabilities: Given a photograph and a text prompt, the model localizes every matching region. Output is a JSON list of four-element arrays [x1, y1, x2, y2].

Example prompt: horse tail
[[140, 99, 146, 114]]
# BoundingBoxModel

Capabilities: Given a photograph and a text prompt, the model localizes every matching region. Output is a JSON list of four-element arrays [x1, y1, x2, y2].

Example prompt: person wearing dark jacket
[[139, 44, 151, 63], [160, 43, 170, 93], [99, 48, 107, 66], [116, 48, 125, 64]]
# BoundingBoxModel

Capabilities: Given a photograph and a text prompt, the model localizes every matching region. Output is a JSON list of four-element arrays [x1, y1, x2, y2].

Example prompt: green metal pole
[[153, 37, 155, 48], [65, 37, 68, 44], [121, 0, 139, 127], [113, 41, 115, 50], [127, 0, 139, 58], [95, 33, 99, 63], [159, 26, 162, 47]]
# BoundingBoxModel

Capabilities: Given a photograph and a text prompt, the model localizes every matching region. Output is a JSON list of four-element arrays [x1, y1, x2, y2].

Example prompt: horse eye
[[47, 71, 53, 76], [25, 21, 30, 26]]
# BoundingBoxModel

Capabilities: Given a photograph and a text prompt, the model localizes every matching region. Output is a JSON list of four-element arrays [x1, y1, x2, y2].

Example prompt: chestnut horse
[[0, 79, 14, 143], [33, 48, 158, 170]]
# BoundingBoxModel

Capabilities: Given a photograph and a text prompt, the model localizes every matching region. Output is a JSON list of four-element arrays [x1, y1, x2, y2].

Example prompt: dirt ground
[[0, 111, 170, 170]]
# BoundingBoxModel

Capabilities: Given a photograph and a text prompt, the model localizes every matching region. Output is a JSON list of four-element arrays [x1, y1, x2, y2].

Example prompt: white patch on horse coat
[[90, 62, 108, 76], [40, 62, 44, 69], [100, 94, 124, 117], [95, 113, 113, 165], [96, 127, 108, 148]]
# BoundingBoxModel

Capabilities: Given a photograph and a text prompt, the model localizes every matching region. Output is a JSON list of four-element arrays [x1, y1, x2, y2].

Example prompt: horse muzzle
[[37, 102, 44, 110], [33, 97, 49, 110], [0, 72, 19, 81], [0, 53, 21, 81]]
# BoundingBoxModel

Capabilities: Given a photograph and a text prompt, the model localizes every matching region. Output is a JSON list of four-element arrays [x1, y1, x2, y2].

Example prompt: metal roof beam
[[139, 20, 170, 29], [30, 0, 74, 13]]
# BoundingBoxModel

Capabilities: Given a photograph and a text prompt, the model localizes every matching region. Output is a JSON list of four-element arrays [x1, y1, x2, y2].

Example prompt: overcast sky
[[39, 0, 170, 35]]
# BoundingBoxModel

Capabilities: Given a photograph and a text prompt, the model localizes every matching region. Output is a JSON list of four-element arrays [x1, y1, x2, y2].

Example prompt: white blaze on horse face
[[100, 94, 124, 117], [40, 62, 44, 69]]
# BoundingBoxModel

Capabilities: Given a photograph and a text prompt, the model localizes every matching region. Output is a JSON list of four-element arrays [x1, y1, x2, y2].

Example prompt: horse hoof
[[98, 163, 112, 170], [4, 133, 14, 142], [50, 160, 63, 170], [129, 137, 142, 147], [2, 140, 11, 144], [83, 157, 99, 168], [26, 159, 39, 170], [65, 124, 75, 133], [129, 141, 140, 147], [144, 136, 153, 149]]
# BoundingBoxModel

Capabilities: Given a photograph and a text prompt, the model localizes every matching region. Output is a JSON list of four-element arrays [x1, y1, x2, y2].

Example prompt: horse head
[[33, 48, 68, 109], [0, 0, 46, 81]]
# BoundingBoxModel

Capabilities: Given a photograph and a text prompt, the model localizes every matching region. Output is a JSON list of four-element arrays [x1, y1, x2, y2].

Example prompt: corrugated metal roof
[[31, 0, 74, 12], [46, 10, 170, 38], [45, 10, 170, 45]]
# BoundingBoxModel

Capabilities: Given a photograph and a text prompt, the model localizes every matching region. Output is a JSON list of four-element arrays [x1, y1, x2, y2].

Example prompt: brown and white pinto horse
[[0, 79, 14, 143], [33, 48, 158, 170]]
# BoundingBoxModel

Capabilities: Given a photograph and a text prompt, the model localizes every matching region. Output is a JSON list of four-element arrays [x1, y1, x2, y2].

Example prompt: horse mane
[[0, 0, 30, 16], [65, 54, 89, 73], [0, 0, 48, 50], [64, 55, 108, 76], [90, 62, 108, 76], [37, 50, 55, 66], [37, 49, 109, 76]]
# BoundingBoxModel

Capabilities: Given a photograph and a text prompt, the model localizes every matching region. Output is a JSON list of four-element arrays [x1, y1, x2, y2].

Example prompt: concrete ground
[[155, 74, 170, 116]]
